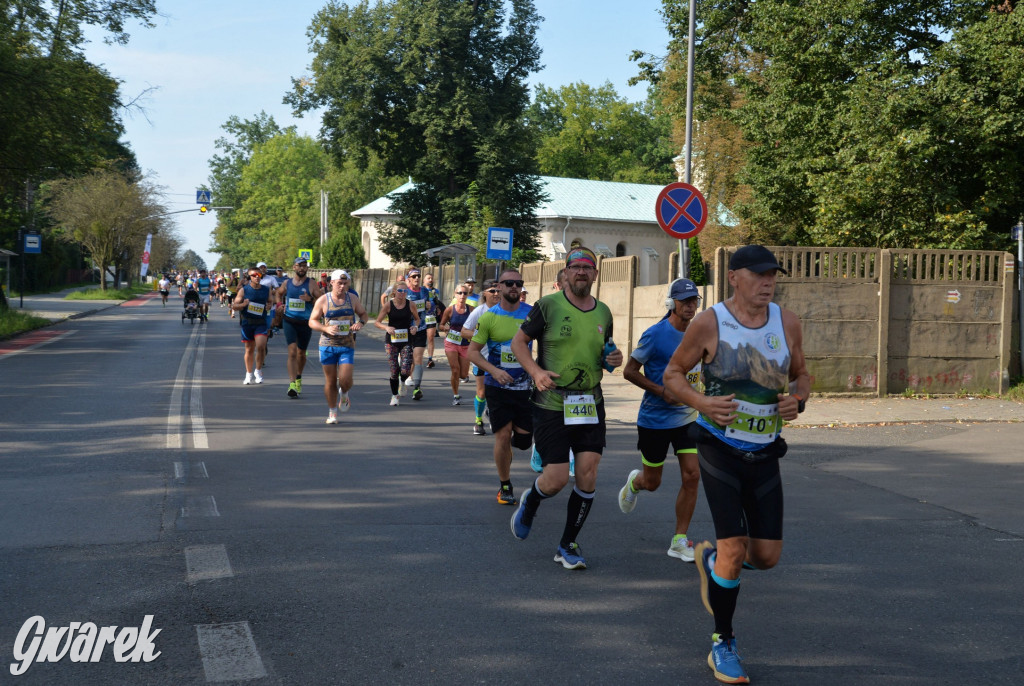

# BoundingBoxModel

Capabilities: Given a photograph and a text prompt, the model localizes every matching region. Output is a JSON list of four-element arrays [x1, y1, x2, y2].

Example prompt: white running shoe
[[325, 410, 338, 425], [618, 469, 641, 514], [390, 395, 400, 406], [339, 395, 351, 413], [405, 377, 415, 386], [452, 395, 461, 406], [398, 381, 408, 397], [243, 373, 253, 385], [254, 369, 263, 384], [667, 535, 696, 562]]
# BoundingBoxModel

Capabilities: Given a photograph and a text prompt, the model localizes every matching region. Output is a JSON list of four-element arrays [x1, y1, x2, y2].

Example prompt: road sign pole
[[1016, 221, 1023, 377], [681, 0, 697, 281]]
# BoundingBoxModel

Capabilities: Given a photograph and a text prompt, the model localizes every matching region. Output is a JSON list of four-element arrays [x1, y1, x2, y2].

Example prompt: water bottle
[[601, 340, 617, 372]]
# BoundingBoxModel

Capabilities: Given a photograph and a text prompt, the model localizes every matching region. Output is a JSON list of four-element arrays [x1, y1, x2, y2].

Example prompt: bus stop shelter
[[421, 243, 477, 298]]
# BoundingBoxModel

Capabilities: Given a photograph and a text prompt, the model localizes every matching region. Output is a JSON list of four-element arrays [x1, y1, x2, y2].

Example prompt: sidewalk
[[599, 368, 1023, 427], [9, 286, 143, 322]]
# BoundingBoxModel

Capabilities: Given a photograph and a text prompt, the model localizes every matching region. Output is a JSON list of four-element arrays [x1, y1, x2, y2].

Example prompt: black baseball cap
[[729, 245, 787, 274]]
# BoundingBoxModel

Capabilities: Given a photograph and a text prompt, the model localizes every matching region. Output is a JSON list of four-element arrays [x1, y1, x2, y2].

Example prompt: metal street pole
[[681, 0, 697, 280], [1015, 221, 1023, 377]]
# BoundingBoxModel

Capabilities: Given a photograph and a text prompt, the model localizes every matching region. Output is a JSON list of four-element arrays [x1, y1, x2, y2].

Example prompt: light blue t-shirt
[[631, 317, 700, 429]]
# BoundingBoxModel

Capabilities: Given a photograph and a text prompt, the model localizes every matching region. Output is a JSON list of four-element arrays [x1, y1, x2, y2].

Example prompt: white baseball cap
[[330, 269, 350, 281]]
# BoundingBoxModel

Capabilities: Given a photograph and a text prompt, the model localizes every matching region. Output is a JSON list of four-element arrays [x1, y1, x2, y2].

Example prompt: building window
[[616, 242, 626, 257], [362, 231, 371, 258]]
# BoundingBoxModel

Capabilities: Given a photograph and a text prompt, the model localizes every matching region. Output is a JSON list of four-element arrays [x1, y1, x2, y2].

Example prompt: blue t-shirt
[[472, 303, 533, 390], [631, 318, 700, 429], [197, 278, 211, 296]]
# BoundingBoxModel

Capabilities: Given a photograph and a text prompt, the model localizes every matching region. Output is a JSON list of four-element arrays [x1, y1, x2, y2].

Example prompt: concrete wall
[[343, 245, 1018, 396]]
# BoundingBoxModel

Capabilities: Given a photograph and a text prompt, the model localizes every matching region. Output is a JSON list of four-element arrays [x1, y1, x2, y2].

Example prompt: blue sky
[[85, 1, 671, 268]]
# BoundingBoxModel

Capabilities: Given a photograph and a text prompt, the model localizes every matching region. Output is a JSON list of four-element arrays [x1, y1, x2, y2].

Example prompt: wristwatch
[[793, 394, 806, 414]]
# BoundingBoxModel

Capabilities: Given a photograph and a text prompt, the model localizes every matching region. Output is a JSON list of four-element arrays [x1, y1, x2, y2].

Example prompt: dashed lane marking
[[196, 622, 267, 682], [180, 495, 219, 518], [185, 544, 234, 583]]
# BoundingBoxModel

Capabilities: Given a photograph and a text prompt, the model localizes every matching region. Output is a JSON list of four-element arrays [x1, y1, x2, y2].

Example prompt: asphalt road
[[1, 294, 1022, 685]]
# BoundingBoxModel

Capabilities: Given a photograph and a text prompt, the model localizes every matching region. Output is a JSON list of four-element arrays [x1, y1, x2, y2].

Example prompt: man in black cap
[[663, 245, 810, 685]]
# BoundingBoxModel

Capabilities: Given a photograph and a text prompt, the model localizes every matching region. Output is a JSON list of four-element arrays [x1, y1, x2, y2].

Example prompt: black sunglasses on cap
[[501, 279, 524, 288]]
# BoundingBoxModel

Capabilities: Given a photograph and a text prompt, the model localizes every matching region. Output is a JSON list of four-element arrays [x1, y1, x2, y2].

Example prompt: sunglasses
[[395, 288, 407, 293], [455, 290, 466, 295], [486, 289, 499, 294], [249, 274, 261, 278], [408, 274, 420, 278], [501, 279, 524, 288]]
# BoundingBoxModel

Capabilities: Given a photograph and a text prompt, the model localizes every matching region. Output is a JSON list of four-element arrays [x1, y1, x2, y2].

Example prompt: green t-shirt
[[519, 291, 613, 411]]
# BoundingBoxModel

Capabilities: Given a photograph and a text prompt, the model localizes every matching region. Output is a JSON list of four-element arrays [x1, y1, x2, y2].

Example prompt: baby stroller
[[182, 289, 200, 325]]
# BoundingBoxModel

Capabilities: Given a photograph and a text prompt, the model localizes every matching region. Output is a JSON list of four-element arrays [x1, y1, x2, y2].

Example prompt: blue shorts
[[320, 345, 355, 366], [240, 319, 269, 341]]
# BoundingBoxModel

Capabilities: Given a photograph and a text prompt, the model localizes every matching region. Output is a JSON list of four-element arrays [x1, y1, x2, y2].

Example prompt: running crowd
[[199, 245, 809, 685]]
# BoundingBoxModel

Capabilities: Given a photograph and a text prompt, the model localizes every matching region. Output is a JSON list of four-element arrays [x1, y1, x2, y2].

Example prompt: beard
[[569, 279, 591, 298], [502, 291, 519, 305]]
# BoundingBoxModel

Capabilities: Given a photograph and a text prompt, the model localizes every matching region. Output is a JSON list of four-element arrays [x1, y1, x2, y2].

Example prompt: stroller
[[181, 289, 200, 325]]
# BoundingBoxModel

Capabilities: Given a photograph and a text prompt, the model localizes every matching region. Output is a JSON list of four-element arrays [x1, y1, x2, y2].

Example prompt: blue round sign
[[655, 182, 708, 240]]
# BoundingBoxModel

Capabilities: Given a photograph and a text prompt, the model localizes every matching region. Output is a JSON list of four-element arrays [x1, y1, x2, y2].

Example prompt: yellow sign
[[298, 248, 313, 262]]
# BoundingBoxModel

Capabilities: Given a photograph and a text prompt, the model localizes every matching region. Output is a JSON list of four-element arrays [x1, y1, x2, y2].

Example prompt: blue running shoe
[[695, 540, 715, 616], [510, 493, 533, 540], [554, 542, 586, 570], [708, 635, 749, 684], [530, 445, 543, 473]]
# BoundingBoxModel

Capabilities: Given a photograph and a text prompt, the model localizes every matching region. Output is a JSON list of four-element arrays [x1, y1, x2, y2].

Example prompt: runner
[[310, 269, 369, 424], [509, 246, 623, 570], [467, 269, 534, 506], [404, 268, 435, 401], [459, 279, 500, 435], [423, 272, 442, 368], [373, 280, 420, 406], [232, 267, 273, 384], [158, 274, 170, 306], [618, 278, 704, 563], [438, 286, 473, 405], [176, 272, 183, 296], [227, 271, 240, 319], [662, 245, 809, 684], [196, 269, 212, 322], [277, 257, 324, 398]]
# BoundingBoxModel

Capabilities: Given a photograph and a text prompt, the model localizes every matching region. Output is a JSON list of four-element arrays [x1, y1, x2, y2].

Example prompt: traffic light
[[199, 205, 209, 215]]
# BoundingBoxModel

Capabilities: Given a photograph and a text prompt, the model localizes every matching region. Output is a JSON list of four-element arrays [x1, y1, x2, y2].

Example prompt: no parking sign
[[655, 182, 708, 240]]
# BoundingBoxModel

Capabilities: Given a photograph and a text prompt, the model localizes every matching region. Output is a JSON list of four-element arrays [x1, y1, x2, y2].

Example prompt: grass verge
[[0, 309, 52, 339], [64, 285, 151, 301], [1006, 378, 1024, 403]]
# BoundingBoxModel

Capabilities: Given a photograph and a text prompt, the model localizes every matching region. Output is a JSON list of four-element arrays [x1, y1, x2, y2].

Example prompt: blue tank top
[[284, 277, 314, 322], [445, 305, 472, 347], [241, 283, 270, 321]]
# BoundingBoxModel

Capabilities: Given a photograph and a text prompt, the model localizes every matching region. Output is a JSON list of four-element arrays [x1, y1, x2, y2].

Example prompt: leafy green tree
[[287, 0, 547, 264], [207, 113, 290, 266], [177, 249, 206, 271], [656, 0, 1022, 250], [527, 82, 676, 184], [43, 167, 168, 289]]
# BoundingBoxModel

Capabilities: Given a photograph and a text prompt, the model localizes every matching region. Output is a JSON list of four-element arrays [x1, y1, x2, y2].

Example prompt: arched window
[[616, 241, 626, 257], [362, 231, 371, 258]]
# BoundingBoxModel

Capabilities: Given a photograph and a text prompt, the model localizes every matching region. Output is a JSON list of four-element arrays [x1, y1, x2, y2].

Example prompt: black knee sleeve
[[511, 431, 533, 450]]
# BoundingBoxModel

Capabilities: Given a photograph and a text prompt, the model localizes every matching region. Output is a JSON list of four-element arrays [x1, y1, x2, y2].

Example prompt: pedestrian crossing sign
[[196, 190, 212, 204], [298, 249, 313, 262]]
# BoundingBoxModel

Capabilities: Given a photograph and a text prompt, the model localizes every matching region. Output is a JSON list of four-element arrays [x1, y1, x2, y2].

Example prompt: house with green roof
[[351, 176, 689, 285]]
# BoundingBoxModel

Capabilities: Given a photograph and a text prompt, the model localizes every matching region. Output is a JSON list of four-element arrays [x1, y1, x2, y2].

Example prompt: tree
[[207, 112, 290, 267], [655, 0, 1024, 250], [177, 249, 206, 271], [527, 82, 676, 184], [44, 167, 168, 290], [287, 0, 547, 264]]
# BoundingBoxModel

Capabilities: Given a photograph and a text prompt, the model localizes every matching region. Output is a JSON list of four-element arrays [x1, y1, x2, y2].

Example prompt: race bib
[[328, 318, 352, 335], [415, 299, 425, 312], [446, 329, 463, 344], [391, 328, 409, 343], [499, 343, 520, 369], [287, 297, 305, 313], [563, 394, 598, 425], [724, 399, 781, 445], [246, 302, 265, 316], [425, 314, 437, 326]]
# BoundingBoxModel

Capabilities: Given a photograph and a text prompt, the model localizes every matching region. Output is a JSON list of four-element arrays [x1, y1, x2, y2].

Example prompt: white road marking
[[167, 326, 201, 449], [180, 495, 220, 517], [173, 462, 208, 479], [0, 329, 75, 358], [196, 622, 267, 682], [191, 328, 209, 449], [185, 544, 234, 582]]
